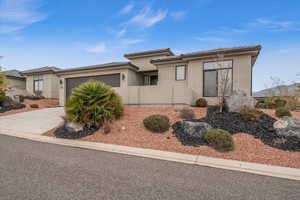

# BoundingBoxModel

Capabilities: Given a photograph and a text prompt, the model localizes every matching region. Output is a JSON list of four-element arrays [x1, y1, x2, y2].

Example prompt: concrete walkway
[[0, 107, 64, 135]]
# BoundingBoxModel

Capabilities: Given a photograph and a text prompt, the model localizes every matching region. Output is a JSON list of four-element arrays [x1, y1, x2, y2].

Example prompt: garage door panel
[[66, 73, 120, 99]]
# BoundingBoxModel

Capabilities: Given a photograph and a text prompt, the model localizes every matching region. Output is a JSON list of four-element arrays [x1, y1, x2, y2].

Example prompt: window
[[33, 75, 43, 92], [144, 75, 158, 85], [176, 65, 186, 80], [203, 60, 233, 97]]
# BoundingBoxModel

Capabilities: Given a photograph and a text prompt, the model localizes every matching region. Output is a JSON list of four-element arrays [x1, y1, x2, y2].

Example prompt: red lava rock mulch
[[44, 106, 300, 169], [0, 99, 59, 117]]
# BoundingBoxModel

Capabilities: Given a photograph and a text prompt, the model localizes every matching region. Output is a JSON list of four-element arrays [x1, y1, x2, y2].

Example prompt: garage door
[[66, 73, 120, 99]]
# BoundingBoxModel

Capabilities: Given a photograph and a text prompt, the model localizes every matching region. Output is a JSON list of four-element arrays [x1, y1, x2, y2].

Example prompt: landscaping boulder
[[172, 121, 212, 146], [1, 96, 16, 108], [274, 117, 300, 139], [65, 121, 84, 132], [226, 90, 256, 112], [272, 117, 300, 151]]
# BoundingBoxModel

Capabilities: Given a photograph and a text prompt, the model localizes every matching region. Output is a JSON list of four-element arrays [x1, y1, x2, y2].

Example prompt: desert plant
[[204, 129, 234, 152], [65, 81, 124, 128], [143, 114, 170, 133], [30, 104, 39, 108], [275, 107, 291, 118], [264, 97, 276, 109], [195, 98, 207, 107], [0, 89, 5, 104], [274, 98, 287, 108], [285, 96, 300, 110], [239, 106, 263, 121], [179, 108, 195, 120], [0, 70, 7, 90]]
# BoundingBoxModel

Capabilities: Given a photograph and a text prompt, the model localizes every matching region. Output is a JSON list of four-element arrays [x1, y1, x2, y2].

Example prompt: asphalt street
[[0, 134, 299, 200]]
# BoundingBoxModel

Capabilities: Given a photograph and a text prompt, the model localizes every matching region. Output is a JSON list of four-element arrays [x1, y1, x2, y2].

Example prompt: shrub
[[179, 108, 195, 120], [30, 104, 39, 108], [0, 89, 5, 104], [19, 95, 25, 103], [264, 97, 276, 109], [275, 107, 291, 118], [239, 106, 263, 121], [285, 96, 300, 110], [143, 114, 170, 133], [204, 129, 234, 152], [195, 98, 207, 107], [274, 98, 287, 108], [65, 81, 124, 129]]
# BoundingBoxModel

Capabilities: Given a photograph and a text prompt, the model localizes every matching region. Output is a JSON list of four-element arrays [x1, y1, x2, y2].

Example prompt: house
[[21, 66, 60, 99], [4, 70, 27, 97], [56, 45, 261, 106], [13, 45, 261, 106]]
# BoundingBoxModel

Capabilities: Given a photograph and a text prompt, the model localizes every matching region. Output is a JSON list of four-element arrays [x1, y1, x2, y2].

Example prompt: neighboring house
[[56, 45, 261, 106], [9, 45, 261, 106], [21, 66, 60, 99], [4, 70, 28, 97]]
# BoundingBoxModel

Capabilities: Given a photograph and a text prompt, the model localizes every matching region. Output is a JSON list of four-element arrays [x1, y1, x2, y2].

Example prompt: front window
[[175, 65, 186, 80], [144, 75, 158, 85], [33, 75, 43, 92], [203, 60, 233, 97]]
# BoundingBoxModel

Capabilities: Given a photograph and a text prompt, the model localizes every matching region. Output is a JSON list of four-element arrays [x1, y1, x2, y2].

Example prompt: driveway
[[0, 134, 299, 200], [0, 107, 64, 135]]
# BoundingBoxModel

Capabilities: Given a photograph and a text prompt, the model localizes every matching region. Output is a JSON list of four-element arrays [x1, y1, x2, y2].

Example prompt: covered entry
[[65, 73, 120, 99]]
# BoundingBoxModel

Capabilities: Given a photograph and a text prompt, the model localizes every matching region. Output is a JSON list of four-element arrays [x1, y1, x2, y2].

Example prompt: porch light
[[60, 79, 63, 85], [122, 73, 126, 80]]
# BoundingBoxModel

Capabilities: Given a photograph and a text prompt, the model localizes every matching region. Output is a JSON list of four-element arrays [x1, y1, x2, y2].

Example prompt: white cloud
[[128, 6, 167, 28], [119, 3, 134, 15], [121, 39, 143, 45], [170, 11, 186, 20], [0, 0, 46, 33], [85, 43, 106, 53], [116, 28, 127, 37], [250, 18, 296, 32]]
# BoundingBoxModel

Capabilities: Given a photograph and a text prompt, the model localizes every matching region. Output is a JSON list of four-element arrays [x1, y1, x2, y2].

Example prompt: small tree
[[217, 54, 232, 112]]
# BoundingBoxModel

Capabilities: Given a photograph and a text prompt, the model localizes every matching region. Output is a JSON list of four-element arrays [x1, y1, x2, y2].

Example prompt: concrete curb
[[1, 129, 300, 181]]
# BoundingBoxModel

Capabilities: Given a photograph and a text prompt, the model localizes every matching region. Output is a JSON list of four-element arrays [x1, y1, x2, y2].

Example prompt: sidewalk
[[0, 129, 299, 181]]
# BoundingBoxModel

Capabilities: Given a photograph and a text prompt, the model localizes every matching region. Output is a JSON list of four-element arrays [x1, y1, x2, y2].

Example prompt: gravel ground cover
[[44, 106, 300, 168], [0, 99, 59, 117]]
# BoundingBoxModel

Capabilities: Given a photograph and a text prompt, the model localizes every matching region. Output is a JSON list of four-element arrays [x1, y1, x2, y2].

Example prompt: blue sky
[[0, 0, 299, 91]]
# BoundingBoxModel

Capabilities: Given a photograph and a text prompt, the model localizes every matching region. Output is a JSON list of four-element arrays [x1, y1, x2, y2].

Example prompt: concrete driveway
[[0, 107, 64, 135]]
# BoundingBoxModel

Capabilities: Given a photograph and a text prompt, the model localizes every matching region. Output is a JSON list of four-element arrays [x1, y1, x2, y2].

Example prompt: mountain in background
[[253, 83, 299, 97]]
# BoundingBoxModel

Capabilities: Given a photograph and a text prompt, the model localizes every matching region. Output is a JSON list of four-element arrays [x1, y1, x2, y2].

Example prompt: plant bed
[[0, 103, 26, 113], [0, 99, 59, 117], [54, 125, 98, 139], [173, 107, 300, 151], [43, 106, 300, 169]]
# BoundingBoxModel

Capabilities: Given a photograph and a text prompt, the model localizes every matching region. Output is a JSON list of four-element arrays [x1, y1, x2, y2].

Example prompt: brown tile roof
[[124, 48, 174, 58]]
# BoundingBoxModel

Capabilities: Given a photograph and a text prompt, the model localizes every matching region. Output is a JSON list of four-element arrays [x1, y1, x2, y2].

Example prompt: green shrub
[[265, 97, 276, 109], [19, 95, 25, 103], [65, 81, 124, 128], [275, 107, 291, 118], [195, 98, 207, 107], [239, 106, 263, 121], [0, 89, 5, 104], [179, 108, 195, 120], [143, 115, 170, 133], [204, 129, 234, 152], [30, 104, 39, 108], [274, 98, 287, 108]]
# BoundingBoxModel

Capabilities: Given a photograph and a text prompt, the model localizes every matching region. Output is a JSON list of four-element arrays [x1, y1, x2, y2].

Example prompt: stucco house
[[14, 45, 262, 106], [4, 70, 27, 97], [21, 66, 60, 99]]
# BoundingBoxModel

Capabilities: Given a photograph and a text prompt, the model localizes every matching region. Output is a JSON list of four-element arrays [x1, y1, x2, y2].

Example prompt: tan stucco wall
[[25, 73, 59, 99], [5, 77, 28, 97], [128, 55, 168, 71], [7, 78, 26, 90], [127, 69, 143, 86]]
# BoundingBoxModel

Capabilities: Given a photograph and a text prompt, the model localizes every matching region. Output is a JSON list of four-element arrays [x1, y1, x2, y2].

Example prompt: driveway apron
[[0, 107, 64, 135]]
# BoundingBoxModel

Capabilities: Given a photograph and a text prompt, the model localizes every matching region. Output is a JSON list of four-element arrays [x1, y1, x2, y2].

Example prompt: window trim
[[33, 74, 44, 92], [203, 59, 234, 97], [175, 65, 186, 81]]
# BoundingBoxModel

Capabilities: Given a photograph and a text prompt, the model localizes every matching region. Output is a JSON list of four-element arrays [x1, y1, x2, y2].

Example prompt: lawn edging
[[0, 129, 299, 181]]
